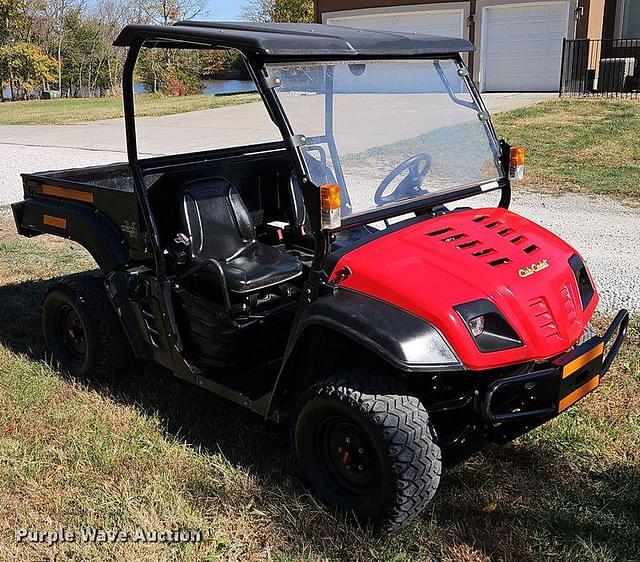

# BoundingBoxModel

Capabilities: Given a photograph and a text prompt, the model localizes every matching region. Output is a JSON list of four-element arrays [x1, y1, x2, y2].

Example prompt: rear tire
[[42, 273, 133, 378], [295, 372, 441, 531]]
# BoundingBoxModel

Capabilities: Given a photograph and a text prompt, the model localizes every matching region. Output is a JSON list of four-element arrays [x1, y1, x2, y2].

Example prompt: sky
[[206, 0, 243, 21]]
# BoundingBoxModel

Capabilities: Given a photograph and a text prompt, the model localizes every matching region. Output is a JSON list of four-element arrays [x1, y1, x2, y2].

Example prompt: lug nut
[[358, 448, 364, 454], [358, 465, 364, 470], [338, 447, 343, 453], [345, 437, 351, 444]]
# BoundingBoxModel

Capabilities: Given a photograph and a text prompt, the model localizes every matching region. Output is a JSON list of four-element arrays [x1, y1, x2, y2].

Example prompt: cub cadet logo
[[519, 259, 550, 278]]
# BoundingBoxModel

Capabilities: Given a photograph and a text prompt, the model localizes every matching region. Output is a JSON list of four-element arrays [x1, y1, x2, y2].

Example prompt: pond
[[0, 79, 258, 100], [134, 79, 257, 95]]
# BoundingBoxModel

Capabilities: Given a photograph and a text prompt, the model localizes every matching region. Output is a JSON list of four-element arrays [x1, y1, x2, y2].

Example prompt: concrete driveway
[[0, 92, 553, 205], [5, 91, 638, 313]]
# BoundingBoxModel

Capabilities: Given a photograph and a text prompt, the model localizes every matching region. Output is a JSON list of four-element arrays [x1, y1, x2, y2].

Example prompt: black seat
[[181, 178, 302, 294]]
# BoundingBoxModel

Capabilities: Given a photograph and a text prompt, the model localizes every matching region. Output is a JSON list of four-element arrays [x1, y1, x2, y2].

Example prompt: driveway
[[4, 91, 637, 313], [0, 92, 554, 204]]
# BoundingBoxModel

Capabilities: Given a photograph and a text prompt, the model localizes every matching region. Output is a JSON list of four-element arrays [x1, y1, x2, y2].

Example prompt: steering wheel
[[374, 153, 432, 206]]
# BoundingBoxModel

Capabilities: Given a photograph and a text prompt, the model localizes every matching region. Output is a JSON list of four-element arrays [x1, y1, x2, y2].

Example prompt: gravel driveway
[[510, 190, 639, 314]]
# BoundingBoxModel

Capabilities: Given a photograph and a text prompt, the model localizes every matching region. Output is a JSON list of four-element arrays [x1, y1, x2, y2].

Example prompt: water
[[134, 79, 256, 95], [202, 79, 257, 95], [1, 79, 257, 99]]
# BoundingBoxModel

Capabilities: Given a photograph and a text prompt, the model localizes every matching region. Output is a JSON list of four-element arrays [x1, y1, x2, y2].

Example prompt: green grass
[[0, 217, 638, 561], [0, 94, 260, 126], [493, 99, 640, 200]]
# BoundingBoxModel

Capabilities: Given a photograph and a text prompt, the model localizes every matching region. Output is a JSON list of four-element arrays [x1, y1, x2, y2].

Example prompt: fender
[[268, 287, 463, 416], [12, 198, 128, 273]]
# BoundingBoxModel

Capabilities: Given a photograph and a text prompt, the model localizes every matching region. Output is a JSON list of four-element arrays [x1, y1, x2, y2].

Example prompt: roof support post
[[122, 40, 166, 277]]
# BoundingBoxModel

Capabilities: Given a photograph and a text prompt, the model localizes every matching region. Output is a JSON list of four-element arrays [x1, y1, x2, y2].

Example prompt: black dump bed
[[13, 162, 145, 271]]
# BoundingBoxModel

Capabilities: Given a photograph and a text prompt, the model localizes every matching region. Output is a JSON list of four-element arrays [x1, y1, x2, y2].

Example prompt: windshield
[[268, 59, 504, 220]]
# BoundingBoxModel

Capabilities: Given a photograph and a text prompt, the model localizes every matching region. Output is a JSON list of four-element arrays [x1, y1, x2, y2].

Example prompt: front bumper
[[481, 309, 629, 425]]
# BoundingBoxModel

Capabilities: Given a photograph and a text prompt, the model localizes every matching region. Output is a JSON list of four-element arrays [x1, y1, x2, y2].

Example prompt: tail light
[[320, 183, 341, 229], [509, 147, 525, 181]]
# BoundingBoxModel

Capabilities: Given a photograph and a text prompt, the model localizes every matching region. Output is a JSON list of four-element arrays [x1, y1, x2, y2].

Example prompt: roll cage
[[116, 22, 513, 287]]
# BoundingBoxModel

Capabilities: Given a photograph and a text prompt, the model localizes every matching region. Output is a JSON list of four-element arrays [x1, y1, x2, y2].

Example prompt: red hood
[[330, 208, 598, 370]]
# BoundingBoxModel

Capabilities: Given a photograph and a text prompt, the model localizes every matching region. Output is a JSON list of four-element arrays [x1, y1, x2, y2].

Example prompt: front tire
[[42, 273, 133, 378], [295, 373, 441, 531]]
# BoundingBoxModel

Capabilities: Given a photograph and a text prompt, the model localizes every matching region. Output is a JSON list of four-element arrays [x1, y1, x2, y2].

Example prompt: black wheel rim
[[53, 303, 87, 365], [316, 415, 379, 497]]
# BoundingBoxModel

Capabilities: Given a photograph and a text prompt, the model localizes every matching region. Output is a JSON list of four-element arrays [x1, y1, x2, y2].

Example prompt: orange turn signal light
[[320, 183, 341, 211], [320, 183, 341, 229], [509, 146, 525, 181], [510, 146, 525, 166]]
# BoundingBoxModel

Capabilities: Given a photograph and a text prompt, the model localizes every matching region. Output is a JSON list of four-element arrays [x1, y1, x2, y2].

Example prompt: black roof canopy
[[113, 21, 474, 58]]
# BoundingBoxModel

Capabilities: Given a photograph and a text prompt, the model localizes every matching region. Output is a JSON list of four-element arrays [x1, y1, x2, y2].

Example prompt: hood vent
[[426, 213, 543, 267], [427, 227, 453, 237], [529, 297, 562, 342], [488, 257, 511, 267], [560, 284, 580, 330]]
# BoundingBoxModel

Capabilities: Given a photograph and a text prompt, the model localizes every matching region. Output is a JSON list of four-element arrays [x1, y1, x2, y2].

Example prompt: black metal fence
[[560, 38, 640, 98]]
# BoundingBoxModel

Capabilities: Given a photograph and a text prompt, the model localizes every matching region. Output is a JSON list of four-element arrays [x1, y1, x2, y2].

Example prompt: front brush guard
[[480, 309, 629, 425]]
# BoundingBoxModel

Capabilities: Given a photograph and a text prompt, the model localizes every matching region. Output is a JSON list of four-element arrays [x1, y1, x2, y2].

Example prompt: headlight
[[454, 299, 522, 352], [568, 254, 595, 309], [468, 315, 485, 337]]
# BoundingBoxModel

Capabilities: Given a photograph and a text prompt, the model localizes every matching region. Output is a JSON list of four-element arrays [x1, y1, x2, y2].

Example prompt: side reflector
[[43, 184, 94, 203], [320, 183, 341, 229], [509, 147, 525, 181], [43, 215, 67, 230]]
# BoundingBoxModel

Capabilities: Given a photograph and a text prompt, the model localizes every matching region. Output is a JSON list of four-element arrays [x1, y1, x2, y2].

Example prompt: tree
[[137, 0, 207, 26], [0, 0, 57, 99], [47, 0, 84, 92], [0, 41, 56, 99], [136, 47, 202, 95], [241, 0, 314, 23]]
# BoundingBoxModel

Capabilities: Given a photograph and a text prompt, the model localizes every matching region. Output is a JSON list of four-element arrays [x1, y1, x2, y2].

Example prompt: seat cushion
[[196, 242, 302, 294]]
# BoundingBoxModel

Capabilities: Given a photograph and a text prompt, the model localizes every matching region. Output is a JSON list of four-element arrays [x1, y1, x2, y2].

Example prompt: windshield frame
[[265, 54, 509, 232]]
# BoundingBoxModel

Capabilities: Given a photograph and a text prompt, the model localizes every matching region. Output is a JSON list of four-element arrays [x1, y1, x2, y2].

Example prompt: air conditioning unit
[[598, 58, 636, 93]]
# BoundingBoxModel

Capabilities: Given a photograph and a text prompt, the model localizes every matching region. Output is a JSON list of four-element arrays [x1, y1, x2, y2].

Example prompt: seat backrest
[[181, 178, 256, 261]]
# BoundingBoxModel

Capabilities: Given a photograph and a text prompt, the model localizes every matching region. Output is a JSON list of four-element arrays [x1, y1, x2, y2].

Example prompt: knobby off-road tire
[[295, 372, 442, 531], [42, 273, 133, 378]]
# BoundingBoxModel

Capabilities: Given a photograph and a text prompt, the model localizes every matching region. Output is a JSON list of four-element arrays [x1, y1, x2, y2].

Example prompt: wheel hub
[[319, 419, 377, 493], [55, 304, 87, 362]]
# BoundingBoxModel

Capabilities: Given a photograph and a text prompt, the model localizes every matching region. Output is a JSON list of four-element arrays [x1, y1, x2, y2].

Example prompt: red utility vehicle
[[12, 22, 628, 530]]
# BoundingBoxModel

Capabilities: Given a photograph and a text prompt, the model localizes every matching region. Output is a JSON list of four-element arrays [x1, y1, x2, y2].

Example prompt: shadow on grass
[[0, 276, 638, 560]]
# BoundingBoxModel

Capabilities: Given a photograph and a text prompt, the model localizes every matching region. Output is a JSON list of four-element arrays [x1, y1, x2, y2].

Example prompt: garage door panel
[[326, 10, 464, 39], [482, 2, 568, 92]]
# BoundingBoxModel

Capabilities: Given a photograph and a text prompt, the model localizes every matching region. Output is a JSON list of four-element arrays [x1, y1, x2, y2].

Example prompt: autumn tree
[[0, 41, 56, 99], [138, 0, 207, 26], [241, 0, 314, 23], [0, 0, 57, 99]]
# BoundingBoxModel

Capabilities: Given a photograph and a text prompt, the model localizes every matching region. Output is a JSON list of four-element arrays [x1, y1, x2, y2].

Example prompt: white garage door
[[325, 9, 465, 39], [482, 2, 569, 92]]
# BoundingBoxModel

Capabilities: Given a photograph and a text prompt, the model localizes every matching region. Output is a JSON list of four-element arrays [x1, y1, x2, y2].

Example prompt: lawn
[[493, 98, 640, 201], [0, 211, 638, 561], [0, 94, 259, 126]]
